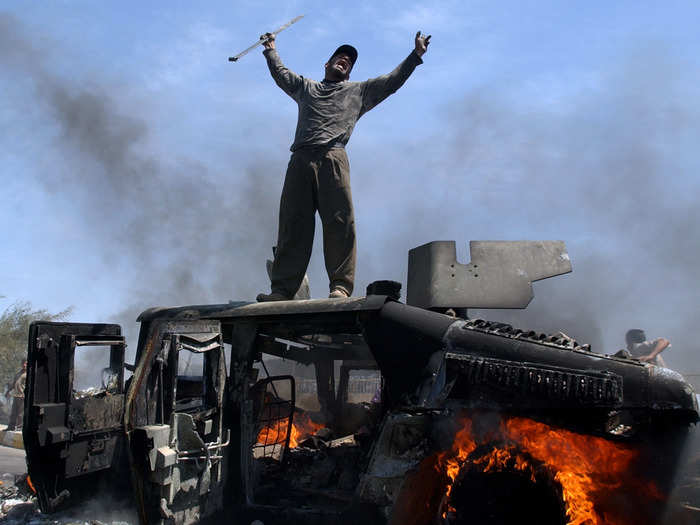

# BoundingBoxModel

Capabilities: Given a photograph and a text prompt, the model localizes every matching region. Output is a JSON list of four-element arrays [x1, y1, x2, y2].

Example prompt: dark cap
[[329, 44, 358, 66]]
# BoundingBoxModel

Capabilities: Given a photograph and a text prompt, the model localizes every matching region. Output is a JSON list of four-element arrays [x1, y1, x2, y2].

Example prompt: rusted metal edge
[[136, 295, 390, 322]]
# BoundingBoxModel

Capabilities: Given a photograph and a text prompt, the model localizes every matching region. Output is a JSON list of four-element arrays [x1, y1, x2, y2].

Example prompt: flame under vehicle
[[23, 241, 700, 524]]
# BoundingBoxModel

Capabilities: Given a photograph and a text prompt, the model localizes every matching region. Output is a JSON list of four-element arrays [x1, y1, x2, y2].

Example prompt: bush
[[0, 301, 72, 397]]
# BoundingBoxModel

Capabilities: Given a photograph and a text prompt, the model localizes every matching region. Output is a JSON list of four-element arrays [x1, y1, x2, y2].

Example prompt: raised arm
[[261, 33, 303, 101], [360, 32, 431, 115], [639, 338, 671, 363]]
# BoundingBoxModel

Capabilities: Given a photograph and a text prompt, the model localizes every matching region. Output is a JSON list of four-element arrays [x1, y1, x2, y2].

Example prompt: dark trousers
[[8, 396, 23, 430], [270, 147, 356, 297]]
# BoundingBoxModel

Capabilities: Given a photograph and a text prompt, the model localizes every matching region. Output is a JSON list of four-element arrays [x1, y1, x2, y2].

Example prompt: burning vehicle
[[22, 241, 700, 524]]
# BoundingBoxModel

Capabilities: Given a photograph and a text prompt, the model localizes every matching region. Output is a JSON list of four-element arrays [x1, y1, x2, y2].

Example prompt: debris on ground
[[0, 474, 135, 525]]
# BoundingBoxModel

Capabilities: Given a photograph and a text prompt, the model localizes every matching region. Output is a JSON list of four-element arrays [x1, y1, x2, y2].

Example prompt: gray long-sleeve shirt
[[264, 48, 423, 151]]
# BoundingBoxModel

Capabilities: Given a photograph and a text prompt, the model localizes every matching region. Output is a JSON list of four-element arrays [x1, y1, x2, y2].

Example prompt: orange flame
[[435, 414, 662, 525], [256, 411, 325, 449], [289, 412, 325, 447], [26, 474, 36, 494]]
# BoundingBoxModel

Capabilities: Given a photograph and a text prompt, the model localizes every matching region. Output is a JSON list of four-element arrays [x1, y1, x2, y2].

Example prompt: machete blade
[[229, 15, 304, 62]]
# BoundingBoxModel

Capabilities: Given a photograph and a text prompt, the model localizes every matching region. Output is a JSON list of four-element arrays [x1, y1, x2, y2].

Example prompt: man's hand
[[261, 32, 276, 50], [639, 354, 655, 363], [415, 31, 431, 57]]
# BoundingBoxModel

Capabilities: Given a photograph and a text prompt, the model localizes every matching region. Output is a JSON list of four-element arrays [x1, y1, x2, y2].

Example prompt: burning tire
[[438, 443, 568, 525]]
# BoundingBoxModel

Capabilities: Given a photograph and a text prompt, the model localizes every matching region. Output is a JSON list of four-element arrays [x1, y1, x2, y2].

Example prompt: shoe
[[256, 292, 291, 302], [328, 288, 350, 299]]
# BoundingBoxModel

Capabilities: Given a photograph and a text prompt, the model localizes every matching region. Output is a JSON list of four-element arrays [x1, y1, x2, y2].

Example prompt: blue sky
[[2, 1, 700, 370]]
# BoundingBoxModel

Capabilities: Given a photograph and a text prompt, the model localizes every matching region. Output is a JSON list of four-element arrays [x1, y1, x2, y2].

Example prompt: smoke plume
[[354, 48, 700, 372], [1, 12, 282, 347], [3, 12, 700, 375]]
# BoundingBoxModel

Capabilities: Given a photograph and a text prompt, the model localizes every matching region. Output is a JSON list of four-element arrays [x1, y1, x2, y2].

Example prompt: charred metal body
[[23, 241, 699, 524], [24, 322, 131, 513]]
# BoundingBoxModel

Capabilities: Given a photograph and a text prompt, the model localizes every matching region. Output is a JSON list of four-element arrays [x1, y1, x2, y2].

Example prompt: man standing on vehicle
[[256, 31, 431, 302]]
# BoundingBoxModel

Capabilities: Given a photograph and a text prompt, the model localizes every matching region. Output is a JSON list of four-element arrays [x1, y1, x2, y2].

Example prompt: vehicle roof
[[136, 295, 389, 323]]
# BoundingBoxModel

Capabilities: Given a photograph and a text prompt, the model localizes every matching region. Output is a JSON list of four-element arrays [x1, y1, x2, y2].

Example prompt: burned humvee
[[23, 241, 700, 524]]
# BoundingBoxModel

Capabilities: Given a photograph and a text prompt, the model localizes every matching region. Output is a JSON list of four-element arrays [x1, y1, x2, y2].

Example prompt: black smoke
[[3, 12, 700, 375], [353, 47, 700, 371], [1, 12, 282, 347]]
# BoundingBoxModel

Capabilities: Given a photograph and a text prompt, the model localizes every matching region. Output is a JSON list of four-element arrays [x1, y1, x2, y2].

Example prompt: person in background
[[625, 329, 671, 367], [5, 360, 27, 431]]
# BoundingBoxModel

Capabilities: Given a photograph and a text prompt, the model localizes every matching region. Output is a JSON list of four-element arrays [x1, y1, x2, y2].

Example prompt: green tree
[[0, 301, 73, 393]]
